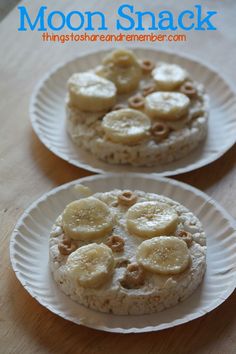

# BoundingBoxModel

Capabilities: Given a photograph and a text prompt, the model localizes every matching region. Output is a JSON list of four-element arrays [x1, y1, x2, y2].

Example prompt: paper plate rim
[[10, 174, 236, 333], [29, 47, 236, 176]]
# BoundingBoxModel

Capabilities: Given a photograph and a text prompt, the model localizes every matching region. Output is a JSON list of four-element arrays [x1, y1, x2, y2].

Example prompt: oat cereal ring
[[180, 81, 197, 97], [140, 60, 155, 74], [128, 95, 145, 109], [58, 242, 77, 256], [121, 263, 145, 289], [118, 191, 138, 207], [112, 103, 127, 111], [105, 235, 125, 252], [150, 122, 170, 140], [141, 83, 156, 97], [176, 230, 193, 247]]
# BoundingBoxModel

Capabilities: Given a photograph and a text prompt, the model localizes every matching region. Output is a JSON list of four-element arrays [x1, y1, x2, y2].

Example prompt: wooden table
[[1, 1, 235, 353]]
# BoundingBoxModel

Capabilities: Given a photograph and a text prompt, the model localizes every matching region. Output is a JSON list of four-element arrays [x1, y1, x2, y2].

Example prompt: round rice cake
[[66, 49, 209, 167], [49, 188, 206, 315]]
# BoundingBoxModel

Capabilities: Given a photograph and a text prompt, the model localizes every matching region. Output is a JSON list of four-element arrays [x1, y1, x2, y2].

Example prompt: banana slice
[[62, 197, 113, 241], [136, 236, 190, 275], [103, 48, 138, 68], [126, 201, 178, 238], [66, 243, 114, 288], [96, 49, 142, 94], [152, 63, 188, 90], [67, 72, 116, 112], [145, 92, 190, 121], [102, 108, 151, 145], [96, 65, 141, 94], [74, 184, 92, 197]]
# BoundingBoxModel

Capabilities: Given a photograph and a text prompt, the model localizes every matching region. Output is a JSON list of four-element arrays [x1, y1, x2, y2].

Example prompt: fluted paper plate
[[30, 48, 236, 176], [10, 174, 236, 333]]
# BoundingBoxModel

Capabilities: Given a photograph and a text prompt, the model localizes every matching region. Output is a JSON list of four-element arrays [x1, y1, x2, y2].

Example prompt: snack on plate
[[66, 49, 209, 166], [49, 186, 206, 315]]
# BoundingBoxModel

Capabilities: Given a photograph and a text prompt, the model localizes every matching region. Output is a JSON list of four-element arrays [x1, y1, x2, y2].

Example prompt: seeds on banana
[[62, 197, 113, 241], [136, 236, 190, 275], [102, 108, 151, 145], [65, 243, 114, 288], [152, 63, 188, 90], [67, 72, 116, 112], [145, 92, 190, 121], [126, 201, 178, 238]]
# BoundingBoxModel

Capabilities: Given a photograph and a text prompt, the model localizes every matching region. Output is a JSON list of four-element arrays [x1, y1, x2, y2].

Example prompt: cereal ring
[[128, 95, 145, 109], [180, 81, 196, 97], [118, 191, 138, 207], [105, 235, 125, 252], [121, 263, 145, 289], [58, 235, 77, 255], [141, 83, 156, 97], [140, 60, 155, 74], [176, 230, 193, 247], [150, 122, 169, 140], [58, 241, 77, 256]]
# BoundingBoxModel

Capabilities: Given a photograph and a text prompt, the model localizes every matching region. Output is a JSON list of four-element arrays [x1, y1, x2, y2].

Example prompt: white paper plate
[[30, 48, 236, 176], [10, 174, 236, 333]]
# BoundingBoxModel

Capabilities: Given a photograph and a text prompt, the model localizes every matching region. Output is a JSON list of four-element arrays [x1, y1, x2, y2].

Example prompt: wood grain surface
[[0, 1, 235, 353]]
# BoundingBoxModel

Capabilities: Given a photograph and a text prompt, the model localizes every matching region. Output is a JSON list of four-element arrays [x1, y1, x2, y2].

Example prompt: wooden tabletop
[[1, 1, 235, 353]]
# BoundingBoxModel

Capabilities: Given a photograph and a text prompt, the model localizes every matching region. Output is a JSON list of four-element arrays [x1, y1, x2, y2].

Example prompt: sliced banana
[[67, 72, 116, 112], [65, 243, 114, 288], [136, 236, 190, 275], [96, 49, 142, 94], [145, 92, 190, 121], [103, 48, 138, 68], [62, 197, 113, 241], [126, 201, 178, 238], [74, 184, 92, 197], [152, 63, 188, 90], [102, 108, 151, 145], [96, 65, 141, 94]]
